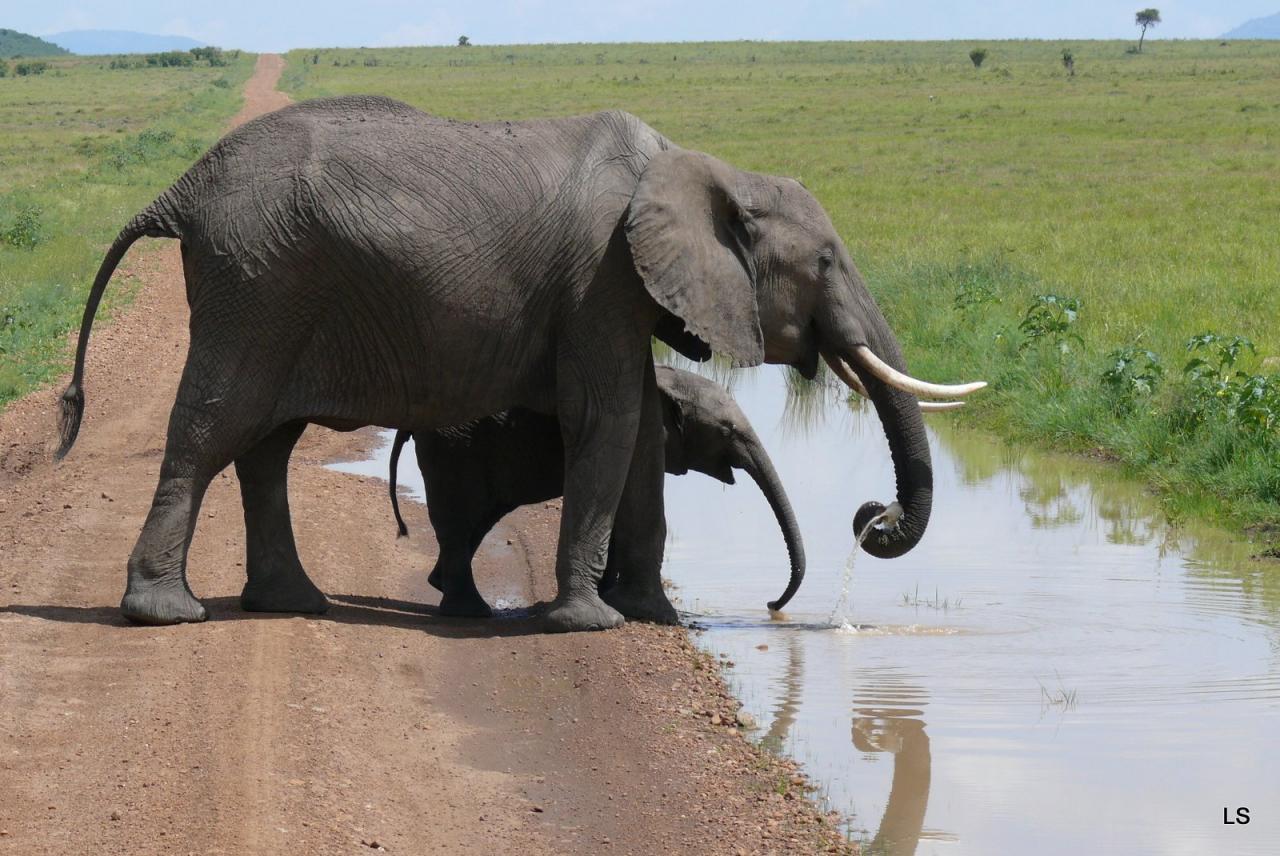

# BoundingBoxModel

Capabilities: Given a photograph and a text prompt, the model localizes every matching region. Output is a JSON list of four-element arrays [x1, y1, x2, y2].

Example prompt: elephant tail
[[389, 429, 412, 537], [56, 203, 181, 460]]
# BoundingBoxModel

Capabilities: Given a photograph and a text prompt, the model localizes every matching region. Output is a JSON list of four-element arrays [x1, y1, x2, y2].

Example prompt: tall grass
[[280, 40, 1280, 534], [0, 54, 254, 406]]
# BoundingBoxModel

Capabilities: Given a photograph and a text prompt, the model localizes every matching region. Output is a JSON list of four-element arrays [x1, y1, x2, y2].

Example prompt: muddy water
[[339, 366, 1280, 855], [661, 366, 1280, 855]]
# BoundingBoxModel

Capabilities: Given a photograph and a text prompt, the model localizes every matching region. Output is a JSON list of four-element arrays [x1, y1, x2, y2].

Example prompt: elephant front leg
[[543, 372, 646, 633], [236, 423, 329, 615], [601, 362, 679, 625]]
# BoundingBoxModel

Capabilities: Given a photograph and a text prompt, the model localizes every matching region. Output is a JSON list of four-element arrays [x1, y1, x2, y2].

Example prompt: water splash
[[829, 503, 903, 632]]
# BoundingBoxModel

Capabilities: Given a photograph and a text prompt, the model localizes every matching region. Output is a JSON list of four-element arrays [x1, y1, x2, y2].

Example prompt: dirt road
[[0, 56, 850, 855]]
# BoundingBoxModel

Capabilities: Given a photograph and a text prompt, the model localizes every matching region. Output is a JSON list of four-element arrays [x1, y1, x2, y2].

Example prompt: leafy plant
[[1, 205, 44, 249], [190, 47, 227, 67], [1183, 332, 1255, 380], [0, 302, 34, 355], [1018, 294, 1082, 353], [14, 60, 49, 76], [145, 51, 193, 68], [952, 268, 1001, 314], [1101, 345, 1163, 409], [1180, 333, 1280, 435], [969, 48, 988, 69], [98, 128, 199, 171], [1061, 48, 1075, 77]]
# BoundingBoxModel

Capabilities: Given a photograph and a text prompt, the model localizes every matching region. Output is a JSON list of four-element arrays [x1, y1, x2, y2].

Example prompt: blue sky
[[10, 1, 1277, 52]]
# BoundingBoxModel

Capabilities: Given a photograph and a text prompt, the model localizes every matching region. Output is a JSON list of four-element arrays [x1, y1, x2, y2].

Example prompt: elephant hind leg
[[122, 332, 295, 625], [428, 507, 504, 618], [236, 422, 329, 615], [122, 398, 253, 625], [121, 469, 213, 625]]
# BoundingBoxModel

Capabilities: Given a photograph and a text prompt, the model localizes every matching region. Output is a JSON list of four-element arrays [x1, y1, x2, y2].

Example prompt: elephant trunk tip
[[855, 498, 925, 560]]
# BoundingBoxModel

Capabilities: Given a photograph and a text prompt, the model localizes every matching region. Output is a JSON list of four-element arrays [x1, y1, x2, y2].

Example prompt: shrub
[[1101, 346, 1162, 410], [14, 60, 49, 76], [1, 205, 44, 249], [950, 261, 1006, 314], [0, 303, 35, 356], [1179, 333, 1280, 435], [969, 48, 988, 69], [190, 46, 228, 67], [0, 62, 8, 78], [145, 51, 194, 68], [1018, 294, 1082, 353], [98, 128, 199, 171]]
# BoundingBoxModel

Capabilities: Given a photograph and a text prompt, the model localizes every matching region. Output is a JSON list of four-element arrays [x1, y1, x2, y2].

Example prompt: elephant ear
[[626, 149, 765, 367], [660, 393, 690, 476]]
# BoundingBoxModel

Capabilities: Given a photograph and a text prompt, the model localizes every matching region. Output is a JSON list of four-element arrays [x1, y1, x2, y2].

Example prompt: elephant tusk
[[853, 345, 987, 399], [823, 354, 965, 413]]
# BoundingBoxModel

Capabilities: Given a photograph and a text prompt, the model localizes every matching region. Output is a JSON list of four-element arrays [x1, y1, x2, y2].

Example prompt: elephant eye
[[817, 252, 834, 273]]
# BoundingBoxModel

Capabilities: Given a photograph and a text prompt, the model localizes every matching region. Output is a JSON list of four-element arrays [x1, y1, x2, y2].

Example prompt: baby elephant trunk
[[741, 444, 806, 611]]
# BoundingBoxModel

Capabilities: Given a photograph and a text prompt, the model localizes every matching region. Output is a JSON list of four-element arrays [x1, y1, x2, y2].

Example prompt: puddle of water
[[333, 365, 1280, 855], [661, 364, 1280, 855]]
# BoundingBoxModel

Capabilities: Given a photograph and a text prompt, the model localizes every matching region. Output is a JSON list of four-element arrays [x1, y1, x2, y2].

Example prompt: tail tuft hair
[[55, 383, 84, 461]]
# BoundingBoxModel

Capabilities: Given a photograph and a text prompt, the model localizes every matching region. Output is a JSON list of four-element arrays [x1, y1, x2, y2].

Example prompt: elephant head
[[655, 366, 805, 610], [627, 149, 984, 559]]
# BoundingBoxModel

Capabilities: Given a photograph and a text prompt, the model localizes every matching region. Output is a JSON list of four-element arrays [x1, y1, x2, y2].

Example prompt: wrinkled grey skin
[[58, 95, 931, 633], [388, 365, 805, 619]]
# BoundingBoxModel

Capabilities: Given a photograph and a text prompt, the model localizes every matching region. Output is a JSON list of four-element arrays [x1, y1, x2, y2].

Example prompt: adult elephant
[[57, 96, 983, 632], [387, 365, 805, 619]]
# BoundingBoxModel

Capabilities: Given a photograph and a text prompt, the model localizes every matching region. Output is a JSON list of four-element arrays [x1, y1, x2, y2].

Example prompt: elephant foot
[[602, 582, 680, 625], [439, 588, 493, 618], [241, 569, 330, 615], [121, 580, 208, 625], [543, 592, 625, 633]]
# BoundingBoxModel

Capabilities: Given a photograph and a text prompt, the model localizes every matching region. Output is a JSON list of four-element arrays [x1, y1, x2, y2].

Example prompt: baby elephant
[[389, 365, 804, 619]]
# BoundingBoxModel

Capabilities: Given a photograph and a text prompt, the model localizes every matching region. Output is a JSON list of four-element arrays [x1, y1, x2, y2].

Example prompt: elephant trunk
[[740, 439, 806, 611], [823, 317, 934, 559], [851, 367, 932, 559]]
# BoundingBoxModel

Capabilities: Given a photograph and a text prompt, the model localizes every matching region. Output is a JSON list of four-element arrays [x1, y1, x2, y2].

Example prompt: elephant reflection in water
[[757, 636, 933, 856], [852, 710, 931, 856]]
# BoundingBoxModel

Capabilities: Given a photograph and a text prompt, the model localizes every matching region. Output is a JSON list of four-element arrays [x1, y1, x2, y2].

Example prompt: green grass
[[282, 40, 1280, 535], [0, 53, 254, 405]]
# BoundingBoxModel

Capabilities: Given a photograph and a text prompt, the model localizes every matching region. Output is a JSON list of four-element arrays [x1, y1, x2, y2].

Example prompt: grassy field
[[0, 52, 254, 406], [283, 40, 1280, 533]]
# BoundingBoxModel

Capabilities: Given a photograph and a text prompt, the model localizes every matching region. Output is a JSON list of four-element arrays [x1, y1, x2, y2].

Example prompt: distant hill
[[0, 28, 71, 58], [47, 30, 207, 56], [1223, 11, 1280, 38]]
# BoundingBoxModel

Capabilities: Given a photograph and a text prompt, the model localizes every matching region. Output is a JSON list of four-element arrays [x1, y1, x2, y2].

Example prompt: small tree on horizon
[[1135, 8, 1160, 53], [457, 35, 471, 47], [969, 47, 988, 68], [1062, 48, 1075, 77]]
